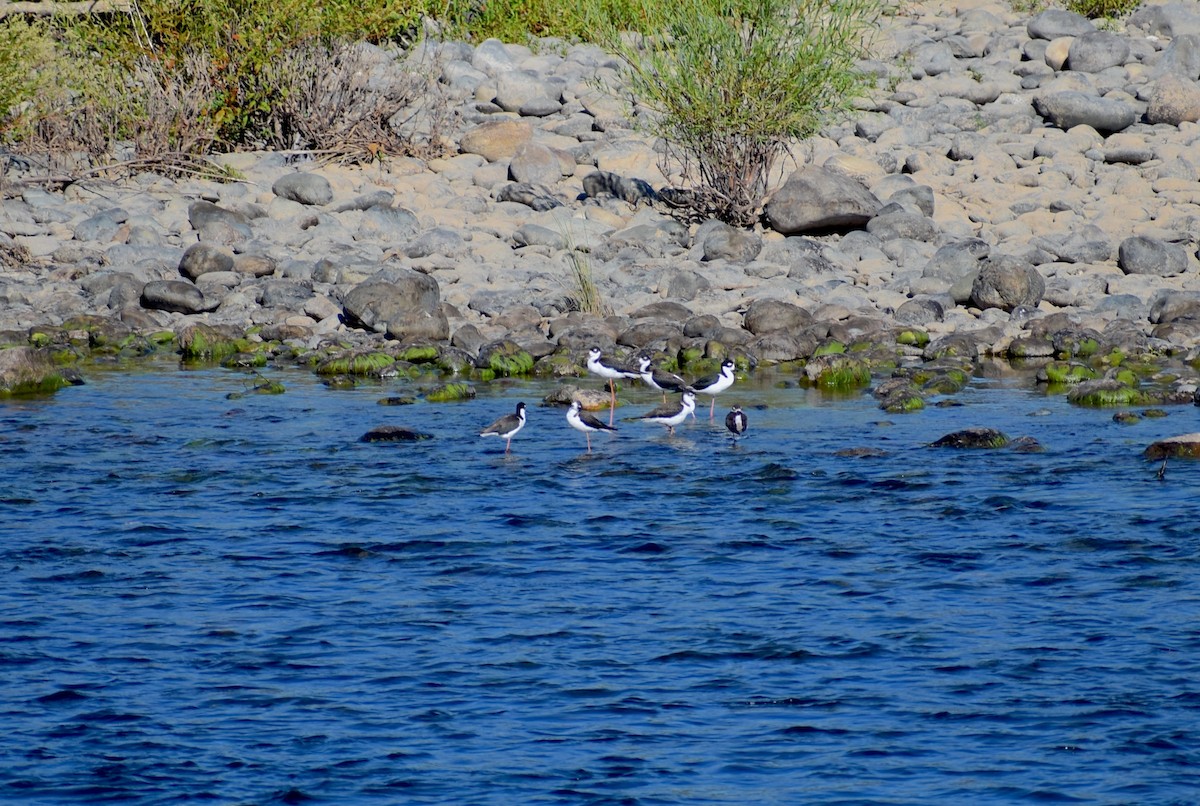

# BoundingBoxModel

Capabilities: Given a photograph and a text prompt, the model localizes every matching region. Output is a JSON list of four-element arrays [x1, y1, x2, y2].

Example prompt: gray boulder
[[970, 255, 1045, 311], [493, 71, 560, 114], [1066, 32, 1131, 73], [141, 280, 212, 314], [472, 38, 518, 76], [1027, 8, 1095, 39], [743, 298, 813, 335], [1129, 3, 1200, 38], [260, 280, 313, 310], [356, 205, 420, 242], [1033, 225, 1112, 264], [866, 209, 937, 242], [1146, 74, 1200, 126], [764, 166, 881, 235], [1118, 236, 1189, 277], [1153, 34, 1200, 81], [188, 201, 251, 235], [178, 242, 235, 281], [894, 297, 945, 325], [74, 210, 126, 243], [1150, 291, 1200, 323], [342, 267, 448, 341], [922, 238, 990, 304], [272, 172, 333, 206], [509, 142, 563, 186], [403, 227, 468, 259], [699, 221, 761, 263], [1034, 92, 1137, 132]]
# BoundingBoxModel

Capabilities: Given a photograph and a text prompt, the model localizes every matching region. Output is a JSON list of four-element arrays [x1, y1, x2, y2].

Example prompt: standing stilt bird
[[566, 399, 616, 452], [636, 355, 691, 404], [479, 402, 526, 453], [690, 359, 737, 419], [725, 405, 748, 442], [633, 391, 696, 436], [585, 347, 640, 424]]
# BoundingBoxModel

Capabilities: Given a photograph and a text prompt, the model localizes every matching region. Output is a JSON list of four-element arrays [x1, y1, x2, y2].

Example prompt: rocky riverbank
[[4, 0, 1200, 410]]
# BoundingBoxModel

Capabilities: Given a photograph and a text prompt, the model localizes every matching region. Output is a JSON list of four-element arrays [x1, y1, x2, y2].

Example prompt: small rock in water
[[930, 427, 1010, 449], [360, 425, 434, 443], [1144, 433, 1200, 460]]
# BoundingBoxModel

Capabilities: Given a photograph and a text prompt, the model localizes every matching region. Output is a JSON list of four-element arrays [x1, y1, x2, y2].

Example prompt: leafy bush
[[1064, 0, 1141, 19], [0, 17, 64, 142], [593, 0, 883, 225]]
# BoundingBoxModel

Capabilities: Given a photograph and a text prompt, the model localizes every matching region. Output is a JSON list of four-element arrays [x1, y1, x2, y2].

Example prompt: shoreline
[[4, 1, 1200, 410]]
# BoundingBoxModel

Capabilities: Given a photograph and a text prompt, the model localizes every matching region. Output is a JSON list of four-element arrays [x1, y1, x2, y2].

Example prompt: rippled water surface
[[2, 362, 1199, 804]]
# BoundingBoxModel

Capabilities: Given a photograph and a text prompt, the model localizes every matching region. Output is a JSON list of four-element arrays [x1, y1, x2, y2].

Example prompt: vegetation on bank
[[0, 0, 1142, 223]]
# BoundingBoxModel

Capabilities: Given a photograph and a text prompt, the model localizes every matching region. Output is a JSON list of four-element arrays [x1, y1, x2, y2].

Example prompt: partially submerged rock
[[0, 347, 70, 396], [360, 425, 434, 443], [1144, 433, 1200, 460], [931, 428, 1010, 449]]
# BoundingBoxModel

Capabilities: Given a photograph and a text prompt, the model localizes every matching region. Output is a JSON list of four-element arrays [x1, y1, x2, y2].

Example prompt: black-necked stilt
[[691, 359, 736, 419], [636, 355, 691, 403], [586, 346, 639, 423], [566, 399, 616, 452], [633, 391, 695, 435], [725, 405, 748, 441], [479, 401, 526, 453]]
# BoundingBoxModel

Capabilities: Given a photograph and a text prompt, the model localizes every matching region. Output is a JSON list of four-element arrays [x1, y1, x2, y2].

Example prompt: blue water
[[2, 362, 1199, 804]]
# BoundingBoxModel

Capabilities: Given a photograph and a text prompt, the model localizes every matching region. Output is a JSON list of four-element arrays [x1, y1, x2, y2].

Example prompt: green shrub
[[1064, 0, 1141, 19], [592, 0, 883, 225], [0, 17, 62, 141]]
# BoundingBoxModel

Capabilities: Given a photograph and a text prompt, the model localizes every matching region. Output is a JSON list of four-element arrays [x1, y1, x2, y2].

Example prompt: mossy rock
[[425, 382, 476, 402], [895, 328, 930, 348], [922, 370, 968, 396], [1038, 361, 1097, 385], [1144, 433, 1200, 460], [316, 351, 396, 377], [1113, 410, 1141, 424], [931, 428, 1010, 449], [322, 375, 358, 390], [227, 379, 286, 399], [178, 323, 241, 361], [478, 340, 535, 377], [1066, 379, 1152, 407], [804, 354, 871, 388], [395, 344, 440, 364], [533, 352, 584, 378], [812, 339, 846, 357], [0, 347, 70, 397], [474, 368, 497, 383], [677, 345, 706, 371], [150, 331, 176, 347], [222, 351, 268, 369], [879, 387, 926, 413], [1053, 333, 1100, 358], [378, 396, 417, 406]]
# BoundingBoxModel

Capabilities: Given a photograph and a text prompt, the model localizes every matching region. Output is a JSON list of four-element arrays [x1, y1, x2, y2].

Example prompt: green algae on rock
[[1066, 378, 1152, 407], [425, 382, 476, 402], [178, 323, 243, 361], [316, 351, 396, 377], [0, 347, 70, 397], [930, 428, 1010, 449], [479, 340, 535, 376], [804, 353, 871, 388]]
